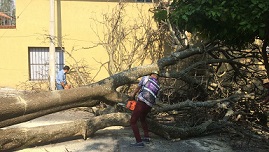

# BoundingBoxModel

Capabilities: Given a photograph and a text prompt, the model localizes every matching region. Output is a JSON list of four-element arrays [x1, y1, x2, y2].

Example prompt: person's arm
[[129, 76, 146, 99], [130, 86, 141, 99], [61, 81, 65, 88]]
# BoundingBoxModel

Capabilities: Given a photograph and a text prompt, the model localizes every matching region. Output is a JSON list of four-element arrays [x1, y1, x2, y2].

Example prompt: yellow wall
[[0, 0, 155, 89]]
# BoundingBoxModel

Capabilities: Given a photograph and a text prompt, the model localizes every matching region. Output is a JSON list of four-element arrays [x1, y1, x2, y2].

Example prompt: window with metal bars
[[28, 47, 64, 81]]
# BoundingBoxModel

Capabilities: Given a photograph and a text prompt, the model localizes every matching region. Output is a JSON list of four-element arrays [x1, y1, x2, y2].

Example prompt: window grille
[[28, 47, 64, 81]]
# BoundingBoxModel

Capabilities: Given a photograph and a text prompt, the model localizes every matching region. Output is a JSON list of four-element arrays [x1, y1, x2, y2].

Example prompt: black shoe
[[130, 142, 145, 148], [142, 137, 150, 144]]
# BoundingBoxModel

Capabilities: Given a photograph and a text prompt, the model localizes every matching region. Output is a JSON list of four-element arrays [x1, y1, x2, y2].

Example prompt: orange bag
[[126, 100, 137, 111]]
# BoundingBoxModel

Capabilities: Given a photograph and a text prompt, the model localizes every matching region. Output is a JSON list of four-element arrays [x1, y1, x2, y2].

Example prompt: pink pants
[[130, 100, 152, 142]]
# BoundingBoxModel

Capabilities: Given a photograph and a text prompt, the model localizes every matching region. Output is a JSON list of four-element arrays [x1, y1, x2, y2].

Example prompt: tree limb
[[0, 113, 130, 151]]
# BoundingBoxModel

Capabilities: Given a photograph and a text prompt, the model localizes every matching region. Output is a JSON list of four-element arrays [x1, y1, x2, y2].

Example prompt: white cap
[[151, 71, 159, 75]]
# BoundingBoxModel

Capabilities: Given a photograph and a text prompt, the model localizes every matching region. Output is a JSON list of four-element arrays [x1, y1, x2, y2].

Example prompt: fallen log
[[0, 47, 205, 127], [153, 94, 241, 114], [0, 111, 231, 151], [0, 113, 130, 151], [0, 100, 100, 128]]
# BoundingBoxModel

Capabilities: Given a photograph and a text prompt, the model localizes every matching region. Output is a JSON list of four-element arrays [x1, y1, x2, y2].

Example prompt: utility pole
[[49, 0, 56, 90]]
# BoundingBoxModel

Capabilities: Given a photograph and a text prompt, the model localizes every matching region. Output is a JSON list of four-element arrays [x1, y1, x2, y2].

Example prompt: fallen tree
[[1, 42, 268, 150], [0, 47, 204, 128], [0, 111, 224, 151], [0, 113, 130, 151], [1, 1, 269, 150], [0, 111, 230, 151], [2, 93, 267, 151]]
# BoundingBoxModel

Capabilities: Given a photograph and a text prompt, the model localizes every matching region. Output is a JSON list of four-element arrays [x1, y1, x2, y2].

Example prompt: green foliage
[[166, 0, 269, 48], [0, 0, 14, 12], [153, 9, 167, 22]]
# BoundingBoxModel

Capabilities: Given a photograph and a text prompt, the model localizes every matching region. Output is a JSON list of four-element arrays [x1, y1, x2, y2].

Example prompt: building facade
[[0, 0, 157, 90]]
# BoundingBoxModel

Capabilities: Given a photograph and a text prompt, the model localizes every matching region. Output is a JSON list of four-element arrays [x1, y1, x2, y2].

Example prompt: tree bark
[[0, 100, 100, 128], [0, 47, 206, 128], [0, 113, 130, 151], [0, 47, 213, 151], [153, 94, 241, 114], [0, 112, 231, 151]]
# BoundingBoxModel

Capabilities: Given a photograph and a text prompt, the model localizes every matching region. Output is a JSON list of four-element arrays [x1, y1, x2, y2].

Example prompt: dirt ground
[[1, 88, 268, 152]]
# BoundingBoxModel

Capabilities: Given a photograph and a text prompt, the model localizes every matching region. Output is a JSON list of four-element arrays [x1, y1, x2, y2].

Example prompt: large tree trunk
[[0, 112, 230, 151], [0, 113, 130, 151], [0, 100, 100, 128], [0, 47, 205, 128], [0, 47, 209, 150], [0, 95, 241, 151]]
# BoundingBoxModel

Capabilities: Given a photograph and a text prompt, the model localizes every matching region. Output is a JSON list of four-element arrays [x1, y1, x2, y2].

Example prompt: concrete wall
[[0, 0, 155, 89]]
